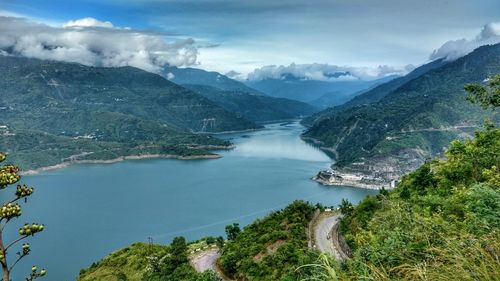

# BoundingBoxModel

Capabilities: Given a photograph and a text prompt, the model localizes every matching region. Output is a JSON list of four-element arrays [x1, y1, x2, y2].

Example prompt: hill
[[317, 124, 500, 280], [184, 84, 317, 122], [78, 241, 220, 281], [303, 44, 500, 182], [218, 201, 319, 280], [0, 56, 259, 133], [0, 56, 260, 169]]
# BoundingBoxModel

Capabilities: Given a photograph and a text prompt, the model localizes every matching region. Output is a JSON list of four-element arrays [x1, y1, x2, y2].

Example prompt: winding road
[[191, 212, 347, 280], [190, 248, 220, 273], [314, 214, 343, 259], [190, 248, 232, 280]]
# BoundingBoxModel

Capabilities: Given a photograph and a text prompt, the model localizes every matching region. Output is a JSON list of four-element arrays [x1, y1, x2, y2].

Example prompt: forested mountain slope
[[163, 66, 318, 122], [0, 56, 259, 169], [303, 58, 446, 125], [303, 44, 500, 175], [0, 56, 258, 134], [184, 84, 317, 122]]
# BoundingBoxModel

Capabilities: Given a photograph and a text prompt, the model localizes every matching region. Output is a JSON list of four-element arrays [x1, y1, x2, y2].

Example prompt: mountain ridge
[[303, 43, 500, 183]]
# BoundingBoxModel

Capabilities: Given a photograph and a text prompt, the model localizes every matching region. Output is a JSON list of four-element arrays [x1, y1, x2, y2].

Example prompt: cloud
[[198, 43, 221, 49], [225, 70, 242, 79], [0, 16, 198, 73], [430, 22, 500, 61], [62, 17, 114, 28], [246, 63, 414, 81], [166, 72, 175, 80]]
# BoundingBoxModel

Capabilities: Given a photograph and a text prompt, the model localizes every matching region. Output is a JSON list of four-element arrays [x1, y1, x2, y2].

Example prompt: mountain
[[184, 84, 317, 122], [303, 43, 500, 177], [246, 75, 398, 107], [0, 56, 260, 169], [163, 66, 262, 95], [163, 66, 318, 122], [303, 59, 447, 125]]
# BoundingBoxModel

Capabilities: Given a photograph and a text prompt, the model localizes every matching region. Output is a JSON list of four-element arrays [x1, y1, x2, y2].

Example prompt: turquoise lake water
[[6, 121, 377, 280]]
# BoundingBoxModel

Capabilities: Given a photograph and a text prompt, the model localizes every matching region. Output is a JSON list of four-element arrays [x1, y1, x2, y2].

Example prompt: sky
[[1, 0, 499, 80]]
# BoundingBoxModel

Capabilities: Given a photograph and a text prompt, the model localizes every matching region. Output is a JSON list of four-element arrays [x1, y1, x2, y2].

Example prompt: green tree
[[215, 236, 224, 250], [338, 199, 353, 216], [224, 223, 240, 240], [169, 237, 188, 269], [0, 153, 46, 281], [465, 74, 500, 109]]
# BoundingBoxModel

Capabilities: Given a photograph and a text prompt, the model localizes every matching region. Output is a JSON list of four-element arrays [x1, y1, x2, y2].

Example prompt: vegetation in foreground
[[218, 200, 321, 280], [78, 239, 221, 281], [0, 153, 46, 281], [308, 75, 500, 281]]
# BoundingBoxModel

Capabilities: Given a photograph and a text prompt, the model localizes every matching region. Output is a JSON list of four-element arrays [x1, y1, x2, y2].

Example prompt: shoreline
[[312, 176, 388, 190], [21, 153, 222, 176]]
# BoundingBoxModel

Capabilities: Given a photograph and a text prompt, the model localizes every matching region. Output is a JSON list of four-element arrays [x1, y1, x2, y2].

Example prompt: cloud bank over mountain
[[246, 63, 415, 81], [0, 16, 198, 73], [430, 22, 500, 61]]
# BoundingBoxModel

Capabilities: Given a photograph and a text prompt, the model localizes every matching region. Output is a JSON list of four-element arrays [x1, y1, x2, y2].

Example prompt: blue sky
[[1, 0, 499, 77]]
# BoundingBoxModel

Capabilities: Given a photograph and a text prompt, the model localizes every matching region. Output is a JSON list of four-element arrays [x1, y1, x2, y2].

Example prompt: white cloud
[[246, 63, 414, 81], [0, 16, 198, 73], [430, 22, 500, 61], [166, 72, 175, 80], [62, 17, 114, 28]]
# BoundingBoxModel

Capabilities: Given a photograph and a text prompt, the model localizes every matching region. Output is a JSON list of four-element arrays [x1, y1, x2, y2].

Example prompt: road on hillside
[[191, 248, 220, 272], [190, 248, 233, 280], [314, 214, 342, 259]]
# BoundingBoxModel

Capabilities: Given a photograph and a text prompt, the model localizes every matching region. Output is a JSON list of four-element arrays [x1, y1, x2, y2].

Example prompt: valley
[[0, 4, 498, 280]]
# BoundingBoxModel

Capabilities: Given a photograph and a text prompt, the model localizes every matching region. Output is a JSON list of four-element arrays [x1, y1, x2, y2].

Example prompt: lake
[[6, 121, 377, 280]]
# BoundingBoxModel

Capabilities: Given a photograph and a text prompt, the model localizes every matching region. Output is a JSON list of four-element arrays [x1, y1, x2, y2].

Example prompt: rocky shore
[[21, 153, 222, 175], [312, 170, 397, 190]]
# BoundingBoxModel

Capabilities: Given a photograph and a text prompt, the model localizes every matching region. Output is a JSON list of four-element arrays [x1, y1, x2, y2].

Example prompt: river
[[6, 121, 377, 280]]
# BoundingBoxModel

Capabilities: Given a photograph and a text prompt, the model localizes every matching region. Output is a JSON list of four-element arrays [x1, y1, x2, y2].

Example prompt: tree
[[0, 152, 46, 281], [338, 199, 354, 216], [215, 236, 224, 250], [464, 74, 500, 109], [224, 223, 240, 241], [169, 237, 188, 268]]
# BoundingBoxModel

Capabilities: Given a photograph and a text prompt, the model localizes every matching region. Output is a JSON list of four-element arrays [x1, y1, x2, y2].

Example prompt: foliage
[[79, 240, 221, 281], [338, 199, 354, 216], [224, 223, 241, 240], [319, 122, 500, 280], [218, 200, 320, 281], [0, 153, 46, 281], [465, 74, 500, 109]]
